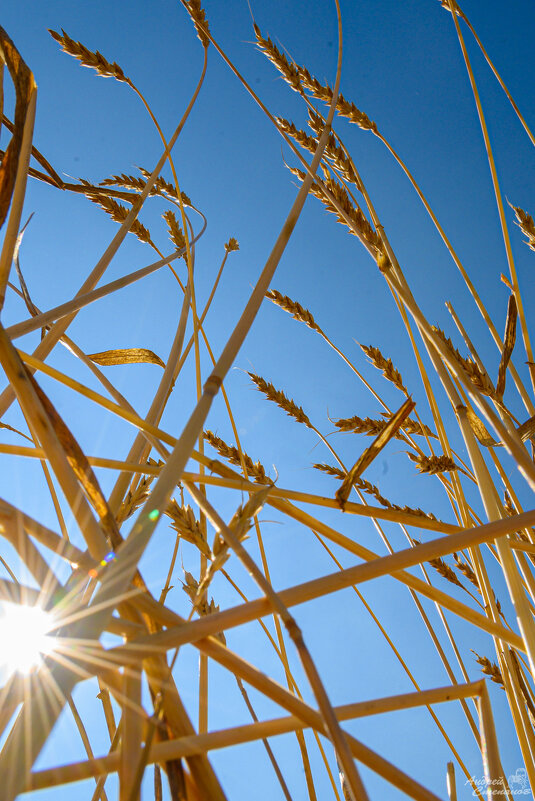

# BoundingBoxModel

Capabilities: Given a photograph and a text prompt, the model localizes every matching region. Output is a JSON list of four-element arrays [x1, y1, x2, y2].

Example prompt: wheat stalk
[[204, 430, 272, 484], [359, 344, 408, 395], [472, 651, 505, 688], [511, 205, 535, 251], [313, 462, 437, 520], [407, 452, 468, 477], [87, 193, 154, 246], [248, 373, 312, 428], [100, 170, 193, 207], [265, 289, 320, 331], [165, 499, 211, 558], [48, 28, 133, 84], [254, 25, 302, 92]]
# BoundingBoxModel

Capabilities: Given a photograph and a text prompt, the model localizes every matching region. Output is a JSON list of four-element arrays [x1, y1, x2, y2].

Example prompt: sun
[[0, 601, 56, 676]]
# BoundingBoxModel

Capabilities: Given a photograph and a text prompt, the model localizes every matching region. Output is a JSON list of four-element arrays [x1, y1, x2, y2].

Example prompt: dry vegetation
[[0, 1, 534, 800]]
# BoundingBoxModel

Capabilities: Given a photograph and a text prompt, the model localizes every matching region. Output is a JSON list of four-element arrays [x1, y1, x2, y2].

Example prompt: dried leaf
[[88, 348, 165, 368], [26, 370, 121, 547], [465, 406, 498, 447], [517, 415, 535, 444], [0, 420, 32, 442], [496, 294, 517, 399], [336, 397, 415, 509], [0, 26, 35, 230], [166, 500, 211, 558], [500, 273, 513, 291]]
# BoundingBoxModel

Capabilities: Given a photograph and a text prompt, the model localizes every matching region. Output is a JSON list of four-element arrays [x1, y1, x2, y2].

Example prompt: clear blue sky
[[1, 0, 535, 799]]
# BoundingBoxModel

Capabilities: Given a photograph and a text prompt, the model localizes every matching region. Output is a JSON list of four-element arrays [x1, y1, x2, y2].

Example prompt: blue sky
[[1, 0, 535, 799]]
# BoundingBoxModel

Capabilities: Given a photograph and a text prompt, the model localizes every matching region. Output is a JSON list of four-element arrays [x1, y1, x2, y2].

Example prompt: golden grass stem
[[478, 682, 507, 801], [0, 87, 37, 309], [446, 762, 457, 801], [446, 0, 535, 394], [27, 682, 483, 794], [5, 248, 190, 341], [0, 56, 208, 419], [67, 695, 109, 801], [114, 508, 535, 658], [119, 667, 143, 801], [183, 478, 371, 801], [457, 6, 535, 148]]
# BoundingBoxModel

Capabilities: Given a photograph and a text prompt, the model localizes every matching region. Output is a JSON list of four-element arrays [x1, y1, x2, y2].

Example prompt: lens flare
[[0, 602, 55, 676]]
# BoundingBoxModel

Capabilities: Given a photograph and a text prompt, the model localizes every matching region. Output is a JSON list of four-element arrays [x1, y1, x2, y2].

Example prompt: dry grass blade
[[1, 113, 64, 188], [517, 415, 535, 443], [265, 289, 320, 331], [204, 430, 272, 484], [496, 294, 517, 399], [337, 757, 353, 801], [12, 215, 45, 335], [0, 27, 35, 230], [248, 372, 312, 428], [88, 348, 165, 368], [336, 397, 415, 508], [465, 405, 498, 447], [0, 28, 36, 311], [165, 499, 211, 558], [359, 344, 408, 395], [154, 765, 162, 801], [25, 370, 121, 548], [48, 29, 132, 84]]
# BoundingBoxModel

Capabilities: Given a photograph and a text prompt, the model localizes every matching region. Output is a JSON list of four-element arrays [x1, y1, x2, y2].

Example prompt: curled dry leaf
[[336, 397, 415, 509], [88, 348, 165, 368], [500, 273, 513, 291], [0, 26, 36, 231], [26, 370, 121, 547], [465, 405, 499, 447], [517, 415, 535, 444], [496, 294, 517, 399]]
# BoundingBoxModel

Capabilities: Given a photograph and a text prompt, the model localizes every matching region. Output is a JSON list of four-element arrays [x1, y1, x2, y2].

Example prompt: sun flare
[[0, 602, 55, 676]]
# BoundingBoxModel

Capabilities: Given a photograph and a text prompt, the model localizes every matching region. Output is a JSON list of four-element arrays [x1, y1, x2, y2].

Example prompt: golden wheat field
[[0, 0, 534, 799]]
